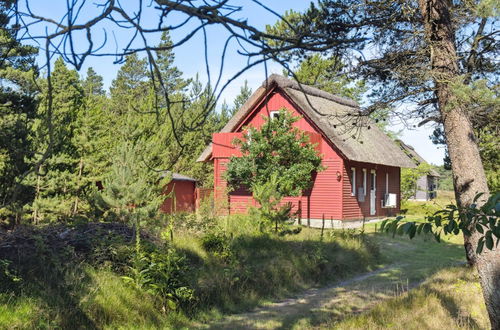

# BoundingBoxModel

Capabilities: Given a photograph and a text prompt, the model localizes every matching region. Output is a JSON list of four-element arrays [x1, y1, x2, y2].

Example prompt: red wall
[[211, 87, 400, 221], [160, 180, 196, 214], [342, 161, 401, 219]]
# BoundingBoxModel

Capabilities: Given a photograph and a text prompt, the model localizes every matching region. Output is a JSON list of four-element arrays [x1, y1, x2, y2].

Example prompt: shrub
[[200, 231, 233, 261], [122, 248, 195, 312]]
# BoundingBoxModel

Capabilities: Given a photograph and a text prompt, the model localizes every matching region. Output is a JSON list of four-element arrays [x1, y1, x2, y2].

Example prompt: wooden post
[[321, 214, 325, 240], [298, 200, 302, 226]]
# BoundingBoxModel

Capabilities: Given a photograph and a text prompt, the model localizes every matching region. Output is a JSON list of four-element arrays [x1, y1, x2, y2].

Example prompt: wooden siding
[[342, 161, 400, 219], [212, 132, 243, 158], [210, 86, 401, 221], [160, 180, 196, 213]]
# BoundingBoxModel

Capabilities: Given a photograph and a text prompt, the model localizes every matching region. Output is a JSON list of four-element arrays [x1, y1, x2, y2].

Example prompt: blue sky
[[25, 0, 445, 165]]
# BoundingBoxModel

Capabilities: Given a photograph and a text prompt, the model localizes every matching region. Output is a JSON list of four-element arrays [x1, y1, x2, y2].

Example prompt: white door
[[370, 170, 376, 215]]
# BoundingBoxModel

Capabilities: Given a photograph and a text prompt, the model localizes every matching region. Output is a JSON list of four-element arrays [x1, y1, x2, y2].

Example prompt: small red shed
[[197, 74, 416, 226], [160, 173, 197, 214]]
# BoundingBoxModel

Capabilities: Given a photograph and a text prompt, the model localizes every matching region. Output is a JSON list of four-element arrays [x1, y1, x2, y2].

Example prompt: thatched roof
[[396, 140, 440, 176], [197, 74, 415, 168]]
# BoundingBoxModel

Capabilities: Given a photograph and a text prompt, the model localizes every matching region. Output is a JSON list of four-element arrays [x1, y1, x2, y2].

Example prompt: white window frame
[[351, 167, 356, 196], [270, 110, 280, 119], [370, 169, 376, 192], [363, 169, 367, 196]]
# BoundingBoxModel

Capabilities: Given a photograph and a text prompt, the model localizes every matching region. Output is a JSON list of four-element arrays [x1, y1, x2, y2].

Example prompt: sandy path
[[202, 265, 410, 329]]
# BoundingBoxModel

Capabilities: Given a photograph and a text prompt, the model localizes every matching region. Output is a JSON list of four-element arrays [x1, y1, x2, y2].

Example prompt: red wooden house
[[197, 74, 415, 226]]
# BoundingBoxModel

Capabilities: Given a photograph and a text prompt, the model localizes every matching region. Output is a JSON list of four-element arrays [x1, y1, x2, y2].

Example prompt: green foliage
[[201, 231, 233, 259], [284, 53, 366, 102], [400, 163, 434, 201], [381, 193, 499, 253], [122, 248, 195, 312], [250, 173, 294, 233], [29, 58, 86, 223], [225, 109, 322, 231], [97, 141, 166, 224], [0, 4, 38, 225], [226, 109, 323, 196], [230, 80, 252, 116], [436, 166, 454, 191], [82, 67, 104, 96]]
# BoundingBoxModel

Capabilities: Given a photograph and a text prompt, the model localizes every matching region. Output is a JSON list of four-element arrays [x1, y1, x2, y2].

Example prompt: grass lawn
[[208, 224, 485, 330], [0, 218, 381, 329], [207, 202, 490, 330], [0, 193, 490, 330]]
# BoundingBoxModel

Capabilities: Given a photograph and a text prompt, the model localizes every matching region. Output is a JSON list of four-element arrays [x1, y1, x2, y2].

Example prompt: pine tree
[[82, 67, 105, 96], [0, 2, 38, 225], [30, 58, 84, 222], [109, 53, 150, 115], [231, 80, 252, 115]]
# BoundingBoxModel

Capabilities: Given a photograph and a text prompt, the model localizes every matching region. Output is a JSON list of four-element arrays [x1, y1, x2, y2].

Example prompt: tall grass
[[332, 266, 489, 329], [0, 215, 381, 328]]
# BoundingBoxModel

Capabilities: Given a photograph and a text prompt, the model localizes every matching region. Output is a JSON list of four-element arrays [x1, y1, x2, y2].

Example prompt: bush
[[200, 231, 234, 262]]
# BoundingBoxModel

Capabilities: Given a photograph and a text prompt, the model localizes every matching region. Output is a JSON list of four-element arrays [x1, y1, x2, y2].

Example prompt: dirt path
[[203, 264, 411, 329]]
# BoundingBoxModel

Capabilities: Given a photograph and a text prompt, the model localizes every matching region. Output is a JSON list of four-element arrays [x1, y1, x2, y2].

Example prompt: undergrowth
[[332, 266, 489, 329], [0, 214, 380, 328]]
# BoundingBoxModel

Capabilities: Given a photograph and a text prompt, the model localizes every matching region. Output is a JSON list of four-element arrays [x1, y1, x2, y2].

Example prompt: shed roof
[[198, 74, 415, 168], [160, 172, 198, 182]]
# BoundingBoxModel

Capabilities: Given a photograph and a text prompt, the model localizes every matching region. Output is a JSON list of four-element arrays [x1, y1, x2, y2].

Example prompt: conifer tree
[[0, 2, 38, 225], [82, 67, 105, 96], [31, 58, 84, 222]]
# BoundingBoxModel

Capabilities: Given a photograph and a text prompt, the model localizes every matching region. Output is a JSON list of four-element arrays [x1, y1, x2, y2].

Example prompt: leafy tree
[[97, 139, 166, 225], [225, 109, 323, 231], [155, 31, 188, 94], [0, 2, 38, 226], [436, 165, 453, 191], [401, 163, 434, 201]]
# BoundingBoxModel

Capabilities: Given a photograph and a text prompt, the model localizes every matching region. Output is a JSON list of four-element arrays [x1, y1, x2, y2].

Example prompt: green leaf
[[409, 224, 417, 239], [380, 219, 388, 232], [489, 216, 497, 227], [473, 192, 484, 203], [476, 237, 485, 254], [485, 233, 494, 250], [417, 223, 424, 235], [476, 223, 484, 234]]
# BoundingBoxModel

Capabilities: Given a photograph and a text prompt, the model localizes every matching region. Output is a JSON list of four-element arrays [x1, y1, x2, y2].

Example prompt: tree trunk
[[419, 0, 500, 328], [72, 158, 84, 216]]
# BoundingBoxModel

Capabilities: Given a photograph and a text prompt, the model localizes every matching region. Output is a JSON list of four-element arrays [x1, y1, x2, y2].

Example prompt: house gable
[[234, 87, 344, 161], [198, 74, 414, 168]]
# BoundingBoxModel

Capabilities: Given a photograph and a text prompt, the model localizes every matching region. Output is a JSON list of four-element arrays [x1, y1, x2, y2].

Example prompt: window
[[363, 169, 367, 196], [270, 110, 280, 120], [351, 167, 356, 196]]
